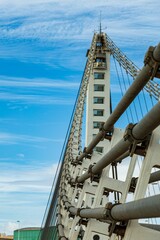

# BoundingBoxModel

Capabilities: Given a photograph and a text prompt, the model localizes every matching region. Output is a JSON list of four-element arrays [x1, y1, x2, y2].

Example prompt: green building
[[14, 227, 41, 240], [14, 227, 58, 240]]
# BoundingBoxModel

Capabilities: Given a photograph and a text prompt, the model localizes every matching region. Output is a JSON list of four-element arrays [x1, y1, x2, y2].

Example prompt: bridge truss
[[40, 32, 160, 240]]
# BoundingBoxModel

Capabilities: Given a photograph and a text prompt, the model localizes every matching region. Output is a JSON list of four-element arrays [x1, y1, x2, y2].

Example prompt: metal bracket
[[105, 202, 123, 236], [71, 156, 82, 166], [103, 188, 110, 197], [99, 122, 113, 141], [105, 202, 117, 221], [111, 221, 128, 237], [74, 176, 84, 189], [129, 177, 138, 193], [76, 208, 81, 217], [68, 178, 75, 188], [83, 147, 93, 159], [78, 218, 88, 227], [87, 164, 101, 183], [144, 46, 160, 79], [88, 164, 94, 182], [108, 222, 116, 237], [124, 123, 151, 157]]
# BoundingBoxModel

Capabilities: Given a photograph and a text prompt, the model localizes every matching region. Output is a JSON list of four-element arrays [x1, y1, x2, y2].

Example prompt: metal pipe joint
[[124, 123, 151, 156], [144, 45, 160, 79]]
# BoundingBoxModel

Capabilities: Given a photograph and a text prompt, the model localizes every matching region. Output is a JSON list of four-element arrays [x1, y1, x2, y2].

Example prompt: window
[[96, 42, 102, 47], [93, 121, 103, 129], [93, 109, 104, 116], [94, 72, 105, 79], [94, 146, 103, 153], [95, 57, 106, 63], [93, 97, 104, 104], [94, 84, 104, 91]]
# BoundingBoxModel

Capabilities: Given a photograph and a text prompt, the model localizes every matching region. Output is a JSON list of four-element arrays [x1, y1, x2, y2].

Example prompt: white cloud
[[0, 92, 75, 105], [0, 76, 79, 105], [0, 0, 159, 43], [0, 132, 62, 145], [0, 162, 58, 193], [0, 0, 158, 75], [4, 222, 19, 235], [0, 161, 59, 234], [0, 0, 159, 70], [0, 76, 79, 88]]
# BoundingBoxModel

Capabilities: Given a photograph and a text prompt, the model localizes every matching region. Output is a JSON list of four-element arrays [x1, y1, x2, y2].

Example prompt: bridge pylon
[[40, 34, 160, 240]]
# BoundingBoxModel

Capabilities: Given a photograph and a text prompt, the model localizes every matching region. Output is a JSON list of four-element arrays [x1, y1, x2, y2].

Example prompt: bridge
[[38, 32, 160, 240]]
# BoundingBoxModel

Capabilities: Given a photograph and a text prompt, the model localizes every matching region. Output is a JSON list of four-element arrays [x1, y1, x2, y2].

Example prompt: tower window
[[93, 109, 104, 116], [94, 84, 104, 91], [93, 121, 103, 129], [93, 97, 104, 104], [94, 146, 104, 153], [95, 57, 106, 63], [96, 42, 102, 47], [94, 72, 105, 79]]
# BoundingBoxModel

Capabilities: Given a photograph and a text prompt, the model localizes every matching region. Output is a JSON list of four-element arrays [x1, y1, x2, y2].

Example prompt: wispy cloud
[[0, 0, 159, 43], [0, 76, 78, 105], [0, 0, 159, 71], [0, 161, 58, 234], [0, 162, 57, 198], [0, 132, 62, 145], [0, 92, 75, 105], [0, 76, 79, 88]]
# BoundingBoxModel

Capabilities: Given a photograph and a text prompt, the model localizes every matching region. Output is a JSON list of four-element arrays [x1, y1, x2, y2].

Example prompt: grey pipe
[[76, 101, 160, 183], [132, 102, 160, 139], [114, 151, 130, 163], [111, 194, 160, 221], [78, 207, 108, 219], [77, 139, 130, 183], [61, 190, 160, 222], [130, 170, 160, 192], [149, 170, 160, 184], [153, 43, 160, 61]]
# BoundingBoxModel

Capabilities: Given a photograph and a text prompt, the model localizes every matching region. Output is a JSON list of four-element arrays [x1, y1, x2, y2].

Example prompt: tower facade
[[86, 33, 111, 154]]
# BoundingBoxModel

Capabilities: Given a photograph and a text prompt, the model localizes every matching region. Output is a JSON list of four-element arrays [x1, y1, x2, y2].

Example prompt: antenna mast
[[100, 11, 102, 34]]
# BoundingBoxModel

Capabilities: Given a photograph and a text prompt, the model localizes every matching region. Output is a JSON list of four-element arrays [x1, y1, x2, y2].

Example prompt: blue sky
[[0, 0, 160, 235]]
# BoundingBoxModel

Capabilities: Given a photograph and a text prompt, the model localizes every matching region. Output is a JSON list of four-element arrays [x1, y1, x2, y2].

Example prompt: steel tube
[[77, 43, 160, 162], [132, 102, 160, 139], [62, 192, 160, 222], [111, 194, 160, 221], [77, 101, 160, 183], [149, 170, 160, 184], [114, 151, 129, 163], [135, 170, 160, 186], [103, 66, 151, 132], [77, 139, 130, 183], [153, 43, 160, 61], [79, 207, 107, 219], [60, 186, 160, 222]]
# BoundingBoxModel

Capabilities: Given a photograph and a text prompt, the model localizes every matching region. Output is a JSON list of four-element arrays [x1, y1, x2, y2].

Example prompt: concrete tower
[[85, 33, 111, 155]]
